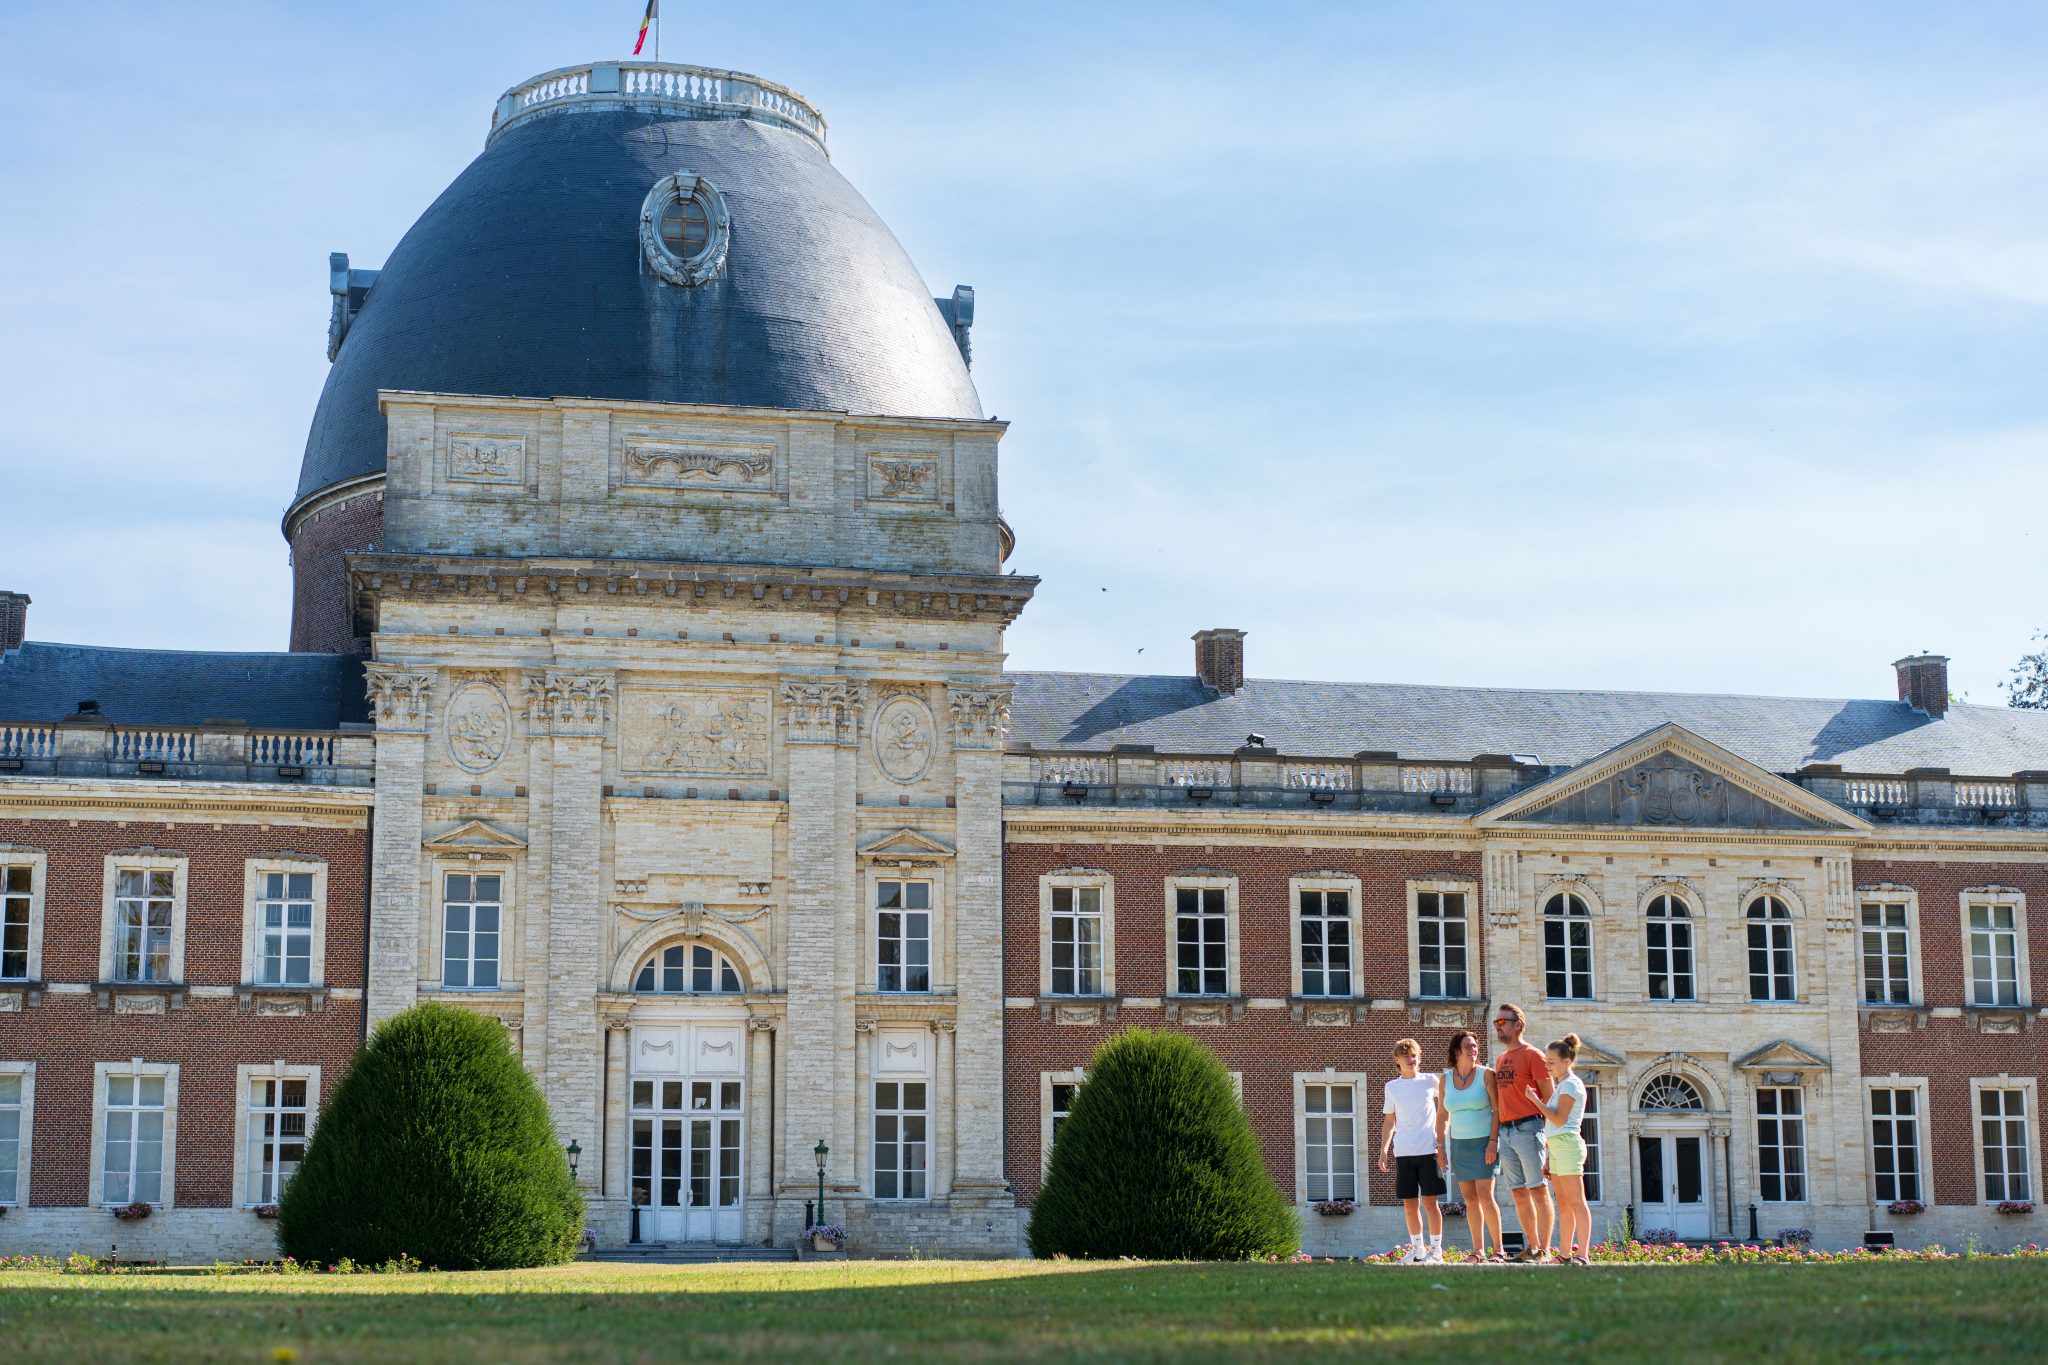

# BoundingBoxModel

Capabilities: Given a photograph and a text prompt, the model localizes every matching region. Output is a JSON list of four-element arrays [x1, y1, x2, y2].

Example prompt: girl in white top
[[1522, 1032, 1591, 1265]]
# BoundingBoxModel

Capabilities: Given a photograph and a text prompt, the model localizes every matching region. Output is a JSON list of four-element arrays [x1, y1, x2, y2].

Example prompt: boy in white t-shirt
[[1378, 1037, 1447, 1264]]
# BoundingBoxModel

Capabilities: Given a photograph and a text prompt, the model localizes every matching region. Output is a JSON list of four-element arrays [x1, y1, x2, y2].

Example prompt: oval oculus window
[[640, 172, 730, 287]]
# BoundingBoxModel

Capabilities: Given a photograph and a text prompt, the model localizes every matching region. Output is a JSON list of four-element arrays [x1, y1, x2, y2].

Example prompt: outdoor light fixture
[[1186, 786, 1213, 802], [814, 1139, 830, 1226], [1061, 781, 1088, 801], [1309, 789, 1336, 806], [566, 1139, 581, 1177]]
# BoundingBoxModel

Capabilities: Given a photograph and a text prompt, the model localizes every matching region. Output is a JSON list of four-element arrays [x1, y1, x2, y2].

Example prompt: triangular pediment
[[422, 818, 528, 852], [1478, 724, 1869, 833], [1735, 1039, 1830, 1073], [857, 828, 955, 862], [1571, 1039, 1624, 1074]]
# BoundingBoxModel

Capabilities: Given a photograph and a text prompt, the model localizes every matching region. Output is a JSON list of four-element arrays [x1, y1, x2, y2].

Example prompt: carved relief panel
[[621, 687, 772, 777], [866, 451, 941, 504], [612, 425, 784, 499], [445, 433, 527, 487], [1523, 756, 1824, 829], [445, 676, 514, 774]]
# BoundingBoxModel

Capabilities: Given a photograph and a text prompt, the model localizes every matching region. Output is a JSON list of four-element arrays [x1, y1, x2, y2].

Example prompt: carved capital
[[781, 677, 864, 745], [746, 1016, 778, 1033], [524, 670, 615, 738], [945, 683, 1012, 750], [365, 664, 435, 733]]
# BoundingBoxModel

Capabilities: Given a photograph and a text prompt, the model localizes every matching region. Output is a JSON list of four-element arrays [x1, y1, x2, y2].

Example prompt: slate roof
[[0, 643, 367, 730], [1007, 672, 2048, 777], [297, 102, 981, 506]]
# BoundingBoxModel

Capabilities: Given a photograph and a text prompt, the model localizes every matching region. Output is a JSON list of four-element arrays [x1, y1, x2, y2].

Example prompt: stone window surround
[[1039, 869, 1115, 998], [1751, 1081, 1810, 1206], [0, 1060, 33, 1206], [1292, 1068, 1368, 1205], [98, 852, 188, 986], [1403, 875, 1475, 1002], [90, 1058, 178, 1209], [1856, 884, 1922, 1007], [865, 869, 945, 995], [1636, 881, 1701, 1004], [241, 857, 330, 989], [1287, 872, 1364, 1001], [1970, 1076, 2041, 1206], [1164, 872, 1240, 999], [1743, 889, 1804, 1004], [1040, 1067, 1087, 1174], [1959, 887, 2030, 1009], [428, 859, 518, 992], [0, 847, 47, 984], [231, 1061, 320, 1209], [1862, 1074, 1929, 1206], [1538, 878, 1600, 1002]]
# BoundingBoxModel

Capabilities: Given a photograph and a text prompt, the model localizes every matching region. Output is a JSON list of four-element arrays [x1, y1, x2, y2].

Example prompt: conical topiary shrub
[[277, 1003, 583, 1269], [1028, 1028, 1297, 1260]]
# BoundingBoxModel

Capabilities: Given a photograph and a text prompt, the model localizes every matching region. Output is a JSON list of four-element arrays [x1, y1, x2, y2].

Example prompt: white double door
[[630, 1018, 747, 1244], [1636, 1129, 1711, 1239]]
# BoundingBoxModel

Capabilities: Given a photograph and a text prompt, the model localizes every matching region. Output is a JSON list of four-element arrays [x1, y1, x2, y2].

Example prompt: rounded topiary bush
[[1028, 1028, 1297, 1260], [277, 1003, 583, 1269]]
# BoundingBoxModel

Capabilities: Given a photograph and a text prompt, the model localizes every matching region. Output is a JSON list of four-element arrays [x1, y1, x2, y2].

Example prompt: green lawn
[[1, 1258, 2041, 1363]]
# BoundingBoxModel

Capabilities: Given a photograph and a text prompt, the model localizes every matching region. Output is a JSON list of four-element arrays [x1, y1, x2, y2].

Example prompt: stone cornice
[[0, 777, 372, 822], [376, 389, 1011, 436], [1001, 806, 1482, 847], [348, 554, 1035, 627]]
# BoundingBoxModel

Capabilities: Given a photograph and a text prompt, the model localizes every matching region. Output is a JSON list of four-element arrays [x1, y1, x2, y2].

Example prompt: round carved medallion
[[446, 682, 511, 772], [873, 695, 934, 784]]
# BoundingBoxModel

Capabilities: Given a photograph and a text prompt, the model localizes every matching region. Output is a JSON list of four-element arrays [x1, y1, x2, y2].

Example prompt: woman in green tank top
[[1437, 1030, 1506, 1260]]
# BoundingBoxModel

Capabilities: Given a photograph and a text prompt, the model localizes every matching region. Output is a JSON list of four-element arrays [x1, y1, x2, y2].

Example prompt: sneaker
[[1530, 1249, 1558, 1265], [1399, 1246, 1425, 1264], [1421, 1247, 1444, 1265]]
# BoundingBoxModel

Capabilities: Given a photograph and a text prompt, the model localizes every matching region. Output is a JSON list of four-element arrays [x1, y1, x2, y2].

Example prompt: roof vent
[[327, 252, 381, 361], [1193, 628, 1246, 695], [936, 285, 974, 366], [1895, 653, 1950, 720]]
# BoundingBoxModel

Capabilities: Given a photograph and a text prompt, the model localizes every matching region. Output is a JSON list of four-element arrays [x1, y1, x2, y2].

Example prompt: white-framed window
[[1581, 1084, 1603, 1202], [100, 854, 187, 986], [1746, 897, 1796, 1002], [245, 859, 327, 988], [1169, 876, 1237, 997], [875, 879, 932, 993], [1042, 1069, 1086, 1172], [0, 851, 44, 983], [238, 1066, 317, 1206], [93, 1061, 176, 1208], [1543, 892, 1594, 1000], [1050, 885, 1106, 997], [1965, 897, 2024, 1007], [1298, 887, 1354, 999], [0, 1062, 32, 1205], [1868, 1083, 1924, 1204], [1301, 1081, 1359, 1202], [1411, 883, 1472, 1000], [1644, 894, 1695, 1003], [873, 1080, 928, 1200], [1860, 898, 1915, 1006], [633, 941, 743, 994], [1755, 1086, 1807, 1202], [441, 871, 503, 989], [1976, 1081, 2036, 1204]]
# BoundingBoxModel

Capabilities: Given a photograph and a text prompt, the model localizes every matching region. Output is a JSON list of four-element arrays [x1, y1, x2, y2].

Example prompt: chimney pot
[[0, 591, 27, 651], [1193, 628, 1247, 695], [1894, 653, 1950, 720]]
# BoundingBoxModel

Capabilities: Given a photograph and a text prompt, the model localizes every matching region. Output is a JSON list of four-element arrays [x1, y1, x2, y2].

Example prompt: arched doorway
[[625, 940, 749, 1244], [1635, 1073, 1711, 1239]]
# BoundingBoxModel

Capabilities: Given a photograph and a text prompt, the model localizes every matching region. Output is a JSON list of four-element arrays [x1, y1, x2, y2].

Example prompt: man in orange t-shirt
[[1492, 1002, 1556, 1262]]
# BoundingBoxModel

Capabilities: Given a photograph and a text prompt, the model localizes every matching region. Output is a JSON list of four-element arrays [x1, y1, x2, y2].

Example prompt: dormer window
[[659, 195, 711, 259]]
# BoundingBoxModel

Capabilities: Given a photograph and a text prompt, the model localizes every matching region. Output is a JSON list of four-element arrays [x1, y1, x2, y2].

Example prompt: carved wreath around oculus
[[640, 173, 731, 287]]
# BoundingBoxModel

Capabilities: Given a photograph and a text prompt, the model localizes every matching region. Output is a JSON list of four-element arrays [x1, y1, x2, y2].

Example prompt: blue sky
[[2, 2, 2045, 703]]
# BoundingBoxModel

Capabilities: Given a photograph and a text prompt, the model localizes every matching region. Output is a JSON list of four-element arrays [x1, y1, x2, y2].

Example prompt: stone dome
[[292, 63, 982, 511]]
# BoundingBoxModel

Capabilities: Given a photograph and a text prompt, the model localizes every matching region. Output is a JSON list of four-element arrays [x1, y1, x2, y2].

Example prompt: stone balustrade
[[490, 62, 828, 150], [0, 719, 372, 786]]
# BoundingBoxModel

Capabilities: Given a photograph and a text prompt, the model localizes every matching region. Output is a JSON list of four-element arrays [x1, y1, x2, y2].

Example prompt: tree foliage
[[2005, 631, 2048, 709], [277, 1004, 583, 1269], [1028, 1028, 1298, 1260]]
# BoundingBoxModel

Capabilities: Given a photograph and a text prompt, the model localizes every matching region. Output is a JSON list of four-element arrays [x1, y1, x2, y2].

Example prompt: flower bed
[[1327, 1239, 2048, 1265]]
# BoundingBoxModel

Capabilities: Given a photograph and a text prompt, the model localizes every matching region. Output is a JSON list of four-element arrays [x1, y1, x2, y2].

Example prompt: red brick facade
[[1003, 840, 1483, 1206], [287, 489, 382, 654], [0, 816, 368, 1209]]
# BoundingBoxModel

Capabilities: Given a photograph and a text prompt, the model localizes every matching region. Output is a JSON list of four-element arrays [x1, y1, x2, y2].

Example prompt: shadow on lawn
[[4, 1259, 2044, 1364]]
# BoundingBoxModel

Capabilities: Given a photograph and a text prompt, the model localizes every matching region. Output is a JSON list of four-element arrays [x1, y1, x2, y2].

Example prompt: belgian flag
[[634, 0, 657, 56]]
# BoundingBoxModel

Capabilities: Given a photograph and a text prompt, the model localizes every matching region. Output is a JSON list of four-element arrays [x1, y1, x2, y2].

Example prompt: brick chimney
[[0, 592, 27, 652], [1193, 628, 1246, 695], [1895, 653, 1950, 719]]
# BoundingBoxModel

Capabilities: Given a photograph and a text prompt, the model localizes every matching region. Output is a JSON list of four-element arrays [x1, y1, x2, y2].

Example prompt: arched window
[[1640, 1074, 1706, 1111], [633, 942, 743, 995], [1746, 897, 1796, 1001], [1543, 892, 1594, 1000], [1645, 895, 1695, 1002]]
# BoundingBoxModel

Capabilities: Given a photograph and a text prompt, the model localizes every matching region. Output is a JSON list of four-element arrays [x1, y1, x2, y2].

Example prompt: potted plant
[[806, 1223, 846, 1253], [1778, 1227, 1813, 1249], [1440, 1202, 1467, 1218], [1311, 1199, 1354, 1217], [1997, 1200, 2035, 1216], [253, 1204, 281, 1220], [112, 1201, 152, 1222], [1887, 1199, 1925, 1216]]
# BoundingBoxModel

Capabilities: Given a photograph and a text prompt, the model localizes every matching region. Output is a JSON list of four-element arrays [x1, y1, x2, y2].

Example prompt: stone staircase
[[584, 1243, 800, 1264]]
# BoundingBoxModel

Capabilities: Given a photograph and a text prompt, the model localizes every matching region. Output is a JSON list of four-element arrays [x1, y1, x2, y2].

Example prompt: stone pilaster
[[947, 682, 1010, 1197], [364, 664, 433, 1025]]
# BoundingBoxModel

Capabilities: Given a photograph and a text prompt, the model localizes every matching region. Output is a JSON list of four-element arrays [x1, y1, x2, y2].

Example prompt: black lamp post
[[566, 1140, 581, 1178], [814, 1139, 830, 1227]]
